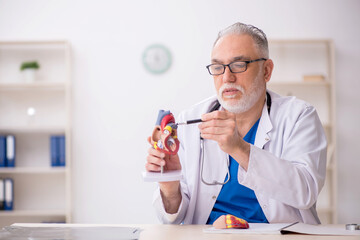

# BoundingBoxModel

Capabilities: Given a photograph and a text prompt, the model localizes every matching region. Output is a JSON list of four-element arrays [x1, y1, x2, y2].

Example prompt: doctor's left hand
[[145, 136, 181, 172], [199, 110, 250, 170]]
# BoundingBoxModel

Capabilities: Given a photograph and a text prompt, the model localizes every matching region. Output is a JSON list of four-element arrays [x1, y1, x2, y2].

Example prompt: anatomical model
[[213, 214, 249, 229], [151, 110, 180, 155]]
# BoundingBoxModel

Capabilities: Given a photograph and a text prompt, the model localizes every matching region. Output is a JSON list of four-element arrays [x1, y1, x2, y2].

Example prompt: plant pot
[[22, 69, 37, 82]]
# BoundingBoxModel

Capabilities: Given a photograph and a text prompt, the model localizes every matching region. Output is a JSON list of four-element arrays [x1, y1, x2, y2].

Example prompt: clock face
[[142, 44, 172, 74]]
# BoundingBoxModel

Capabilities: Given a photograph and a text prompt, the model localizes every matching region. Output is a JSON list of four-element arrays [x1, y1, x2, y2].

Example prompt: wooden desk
[[136, 224, 359, 240], [9, 223, 360, 240]]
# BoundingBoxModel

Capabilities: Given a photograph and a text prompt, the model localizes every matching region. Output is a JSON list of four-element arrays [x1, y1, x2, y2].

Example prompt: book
[[0, 178, 4, 210], [303, 74, 325, 82], [4, 178, 13, 211], [6, 135, 15, 167], [50, 136, 59, 167], [58, 135, 66, 167], [50, 135, 66, 167], [0, 136, 6, 167]]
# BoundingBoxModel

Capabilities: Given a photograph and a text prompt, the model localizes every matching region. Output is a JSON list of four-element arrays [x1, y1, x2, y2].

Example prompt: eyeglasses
[[206, 58, 267, 76]]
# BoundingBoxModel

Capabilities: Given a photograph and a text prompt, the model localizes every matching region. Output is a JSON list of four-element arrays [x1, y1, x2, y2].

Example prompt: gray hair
[[214, 22, 269, 58]]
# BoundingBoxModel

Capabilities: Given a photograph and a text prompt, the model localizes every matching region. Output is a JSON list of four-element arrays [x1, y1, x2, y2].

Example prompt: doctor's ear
[[263, 59, 274, 83]]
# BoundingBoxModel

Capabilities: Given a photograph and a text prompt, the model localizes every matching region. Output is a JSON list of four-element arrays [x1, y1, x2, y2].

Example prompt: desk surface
[[136, 224, 359, 240], [7, 223, 360, 240]]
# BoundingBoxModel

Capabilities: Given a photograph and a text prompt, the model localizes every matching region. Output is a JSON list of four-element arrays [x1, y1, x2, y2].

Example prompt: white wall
[[0, 0, 359, 224]]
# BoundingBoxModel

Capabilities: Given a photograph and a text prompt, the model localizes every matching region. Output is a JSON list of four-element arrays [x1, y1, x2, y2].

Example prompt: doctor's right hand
[[146, 136, 182, 213]]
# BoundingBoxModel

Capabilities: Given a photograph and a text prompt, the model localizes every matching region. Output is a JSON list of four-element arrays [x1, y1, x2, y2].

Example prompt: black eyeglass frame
[[206, 58, 267, 76]]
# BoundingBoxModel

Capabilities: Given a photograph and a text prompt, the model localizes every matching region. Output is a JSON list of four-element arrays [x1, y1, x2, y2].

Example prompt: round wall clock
[[142, 44, 172, 74]]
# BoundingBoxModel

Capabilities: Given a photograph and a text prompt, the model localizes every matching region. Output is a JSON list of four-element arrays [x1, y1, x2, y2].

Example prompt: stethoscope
[[200, 92, 272, 186]]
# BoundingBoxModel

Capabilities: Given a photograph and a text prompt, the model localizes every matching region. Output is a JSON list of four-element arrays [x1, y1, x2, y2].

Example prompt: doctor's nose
[[222, 65, 236, 83]]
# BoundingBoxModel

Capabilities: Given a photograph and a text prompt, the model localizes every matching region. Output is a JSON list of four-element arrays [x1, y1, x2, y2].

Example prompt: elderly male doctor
[[146, 22, 327, 225]]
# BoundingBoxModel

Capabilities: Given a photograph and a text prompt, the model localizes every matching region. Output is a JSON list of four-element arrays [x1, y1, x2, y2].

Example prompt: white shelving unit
[[0, 41, 71, 227], [267, 39, 337, 223]]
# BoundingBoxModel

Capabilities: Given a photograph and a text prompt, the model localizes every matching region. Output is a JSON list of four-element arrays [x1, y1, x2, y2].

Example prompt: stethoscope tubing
[[200, 92, 272, 186], [200, 138, 230, 185]]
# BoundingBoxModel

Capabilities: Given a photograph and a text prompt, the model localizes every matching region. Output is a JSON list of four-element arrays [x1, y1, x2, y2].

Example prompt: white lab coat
[[153, 90, 327, 224]]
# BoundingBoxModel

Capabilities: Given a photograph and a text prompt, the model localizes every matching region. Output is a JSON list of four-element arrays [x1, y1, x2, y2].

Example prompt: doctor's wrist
[[231, 140, 250, 171], [159, 182, 182, 214], [159, 181, 180, 198]]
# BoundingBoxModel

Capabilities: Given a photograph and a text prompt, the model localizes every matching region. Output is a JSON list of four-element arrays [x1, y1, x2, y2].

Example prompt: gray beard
[[217, 76, 265, 114]]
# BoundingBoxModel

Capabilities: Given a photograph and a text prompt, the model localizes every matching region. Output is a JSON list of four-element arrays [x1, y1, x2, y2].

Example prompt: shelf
[[0, 40, 71, 227], [267, 39, 336, 224], [268, 81, 330, 87], [0, 126, 66, 134], [0, 167, 67, 174], [0, 82, 66, 92], [0, 40, 68, 47], [0, 209, 66, 217], [269, 39, 332, 44]]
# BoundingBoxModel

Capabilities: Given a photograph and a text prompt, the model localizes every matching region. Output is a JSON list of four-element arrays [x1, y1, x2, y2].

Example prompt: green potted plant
[[20, 61, 40, 82]]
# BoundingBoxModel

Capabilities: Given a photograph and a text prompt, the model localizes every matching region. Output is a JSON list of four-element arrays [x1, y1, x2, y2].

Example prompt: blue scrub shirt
[[207, 118, 268, 224]]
